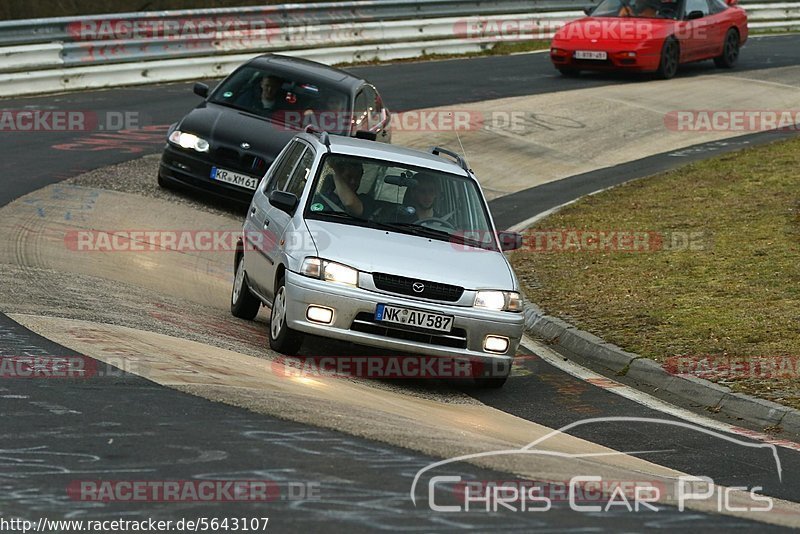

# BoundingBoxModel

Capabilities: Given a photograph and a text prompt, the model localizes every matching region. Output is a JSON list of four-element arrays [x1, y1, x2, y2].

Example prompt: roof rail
[[304, 125, 331, 148], [430, 146, 469, 172]]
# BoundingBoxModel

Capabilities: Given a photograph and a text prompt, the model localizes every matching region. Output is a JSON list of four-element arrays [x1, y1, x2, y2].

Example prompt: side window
[[685, 0, 710, 17], [265, 142, 304, 194], [285, 146, 315, 198], [708, 0, 727, 14]]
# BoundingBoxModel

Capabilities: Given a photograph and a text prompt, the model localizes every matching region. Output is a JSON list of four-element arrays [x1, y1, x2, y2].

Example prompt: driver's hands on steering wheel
[[415, 216, 456, 231]]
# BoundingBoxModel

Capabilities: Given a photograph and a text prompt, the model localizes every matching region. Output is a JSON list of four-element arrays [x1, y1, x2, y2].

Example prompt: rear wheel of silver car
[[231, 254, 261, 320], [714, 29, 740, 68], [269, 276, 304, 355]]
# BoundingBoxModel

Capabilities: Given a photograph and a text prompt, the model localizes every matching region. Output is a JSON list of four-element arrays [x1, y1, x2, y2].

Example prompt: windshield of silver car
[[304, 154, 499, 250]]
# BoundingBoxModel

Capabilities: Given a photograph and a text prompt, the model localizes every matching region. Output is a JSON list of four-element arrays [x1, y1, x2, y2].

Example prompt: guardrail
[[0, 0, 797, 97]]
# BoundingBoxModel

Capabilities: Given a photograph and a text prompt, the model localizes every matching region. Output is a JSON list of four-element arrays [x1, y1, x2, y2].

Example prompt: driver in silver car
[[406, 172, 440, 221]]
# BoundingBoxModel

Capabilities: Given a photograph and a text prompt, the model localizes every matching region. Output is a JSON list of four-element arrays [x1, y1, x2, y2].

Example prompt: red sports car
[[550, 0, 748, 79]]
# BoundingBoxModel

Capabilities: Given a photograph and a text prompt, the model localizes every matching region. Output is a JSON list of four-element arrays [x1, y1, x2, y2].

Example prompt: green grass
[[510, 136, 800, 412]]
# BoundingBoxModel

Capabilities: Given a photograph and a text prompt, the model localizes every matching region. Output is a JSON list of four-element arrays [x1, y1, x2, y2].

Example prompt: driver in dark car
[[237, 74, 285, 113]]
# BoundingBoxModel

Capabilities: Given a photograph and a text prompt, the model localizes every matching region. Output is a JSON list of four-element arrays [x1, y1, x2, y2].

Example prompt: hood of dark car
[[177, 102, 299, 160]]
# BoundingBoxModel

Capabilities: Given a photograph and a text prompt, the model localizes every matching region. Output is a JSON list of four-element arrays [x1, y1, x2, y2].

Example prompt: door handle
[[264, 219, 270, 227], [250, 207, 256, 216]]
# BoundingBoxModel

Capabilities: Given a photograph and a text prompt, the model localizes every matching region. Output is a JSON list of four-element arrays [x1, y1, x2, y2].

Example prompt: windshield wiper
[[313, 210, 369, 224], [382, 222, 498, 250], [376, 221, 450, 239]]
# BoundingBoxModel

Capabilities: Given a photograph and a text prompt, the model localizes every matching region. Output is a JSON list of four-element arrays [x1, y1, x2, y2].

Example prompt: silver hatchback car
[[230, 132, 524, 387]]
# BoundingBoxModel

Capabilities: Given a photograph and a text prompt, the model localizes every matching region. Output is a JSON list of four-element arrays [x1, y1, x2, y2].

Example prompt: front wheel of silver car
[[269, 276, 304, 355], [472, 359, 511, 388], [473, 375, 509, 389], [231, 253, 261, 320]]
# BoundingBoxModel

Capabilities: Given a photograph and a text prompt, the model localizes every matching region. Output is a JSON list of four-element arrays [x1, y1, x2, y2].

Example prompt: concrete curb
[[522, 301, 800, 436]]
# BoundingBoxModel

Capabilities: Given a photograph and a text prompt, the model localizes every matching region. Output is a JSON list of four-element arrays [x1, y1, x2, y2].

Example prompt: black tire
[[269, 276, 304, 355], [472, 358, 511, 388], [714, 29, 740, 69], [473, 375, 509, 389], [231, 253, 261, 320], [558, 67, 581, 77], [157, 171, 172, 190], [656, 37, 679, 80]]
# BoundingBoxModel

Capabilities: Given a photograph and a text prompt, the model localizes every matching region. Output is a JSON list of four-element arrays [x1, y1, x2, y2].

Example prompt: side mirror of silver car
[[269, 190, 299, 215], [498, 231, 524, 252]]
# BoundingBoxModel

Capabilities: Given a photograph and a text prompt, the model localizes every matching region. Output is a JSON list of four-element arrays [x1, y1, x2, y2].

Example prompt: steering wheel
[[416, 217, 456, 231]]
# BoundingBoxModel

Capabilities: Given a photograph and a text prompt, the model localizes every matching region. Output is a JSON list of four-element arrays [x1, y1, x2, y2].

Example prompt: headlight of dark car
[[168, 130, 210, 153]]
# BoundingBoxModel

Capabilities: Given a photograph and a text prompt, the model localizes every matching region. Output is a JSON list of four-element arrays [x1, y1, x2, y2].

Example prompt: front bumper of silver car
[[284, 270, 524, 374]]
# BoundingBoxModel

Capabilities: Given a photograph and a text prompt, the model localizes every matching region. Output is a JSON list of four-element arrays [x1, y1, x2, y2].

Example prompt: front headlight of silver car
[[474, 290, 522, 312], [168, 130, 210, 153], [300, 257, 359, 286]]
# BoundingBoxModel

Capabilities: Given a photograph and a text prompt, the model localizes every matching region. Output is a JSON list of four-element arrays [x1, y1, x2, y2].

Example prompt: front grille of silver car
[[372, 273, 464, 302], [350, 313, 468, 349]]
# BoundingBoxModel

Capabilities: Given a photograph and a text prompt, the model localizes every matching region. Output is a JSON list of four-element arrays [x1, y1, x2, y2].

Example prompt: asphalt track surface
[[1, 34, 799, 529]]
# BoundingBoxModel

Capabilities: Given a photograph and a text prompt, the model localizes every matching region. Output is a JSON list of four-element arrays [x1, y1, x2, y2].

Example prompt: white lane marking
[[509, 49, 551, 56], [709, 73, 800, 90], [29, 401, 82, 415], [521, 335, 800, 453]]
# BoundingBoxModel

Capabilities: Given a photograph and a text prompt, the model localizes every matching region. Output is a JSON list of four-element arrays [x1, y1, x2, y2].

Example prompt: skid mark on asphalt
[[51, 125, 169, 154]]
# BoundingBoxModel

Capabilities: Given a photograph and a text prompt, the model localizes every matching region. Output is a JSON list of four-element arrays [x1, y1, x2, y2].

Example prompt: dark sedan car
[[158, 54, 392, 203]]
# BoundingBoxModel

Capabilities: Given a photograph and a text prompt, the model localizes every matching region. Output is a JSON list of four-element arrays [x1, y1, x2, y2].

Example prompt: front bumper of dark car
[[158, 144, 269, 203]]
